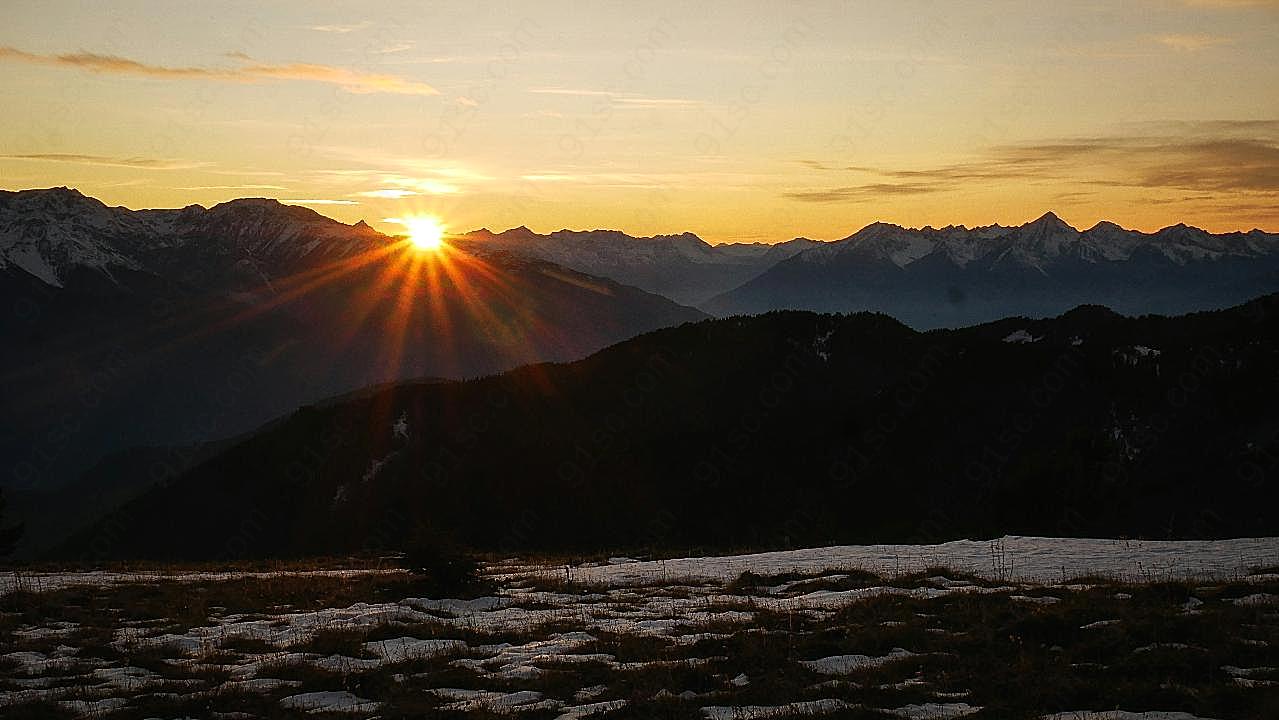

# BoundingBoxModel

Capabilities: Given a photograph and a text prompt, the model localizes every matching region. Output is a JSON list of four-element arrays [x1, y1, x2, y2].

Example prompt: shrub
[[399, 527, 480, 594]]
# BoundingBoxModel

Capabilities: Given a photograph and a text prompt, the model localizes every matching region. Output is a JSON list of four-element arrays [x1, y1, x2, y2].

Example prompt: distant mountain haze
[[450, 212, 1278, 325], [0, 188, 706, 491], [451, 226, 823, 306], [704, 212, 1279, 326]]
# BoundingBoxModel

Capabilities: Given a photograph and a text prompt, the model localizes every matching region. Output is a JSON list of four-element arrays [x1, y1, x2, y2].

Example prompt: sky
[[1, 0, 1277, 242]]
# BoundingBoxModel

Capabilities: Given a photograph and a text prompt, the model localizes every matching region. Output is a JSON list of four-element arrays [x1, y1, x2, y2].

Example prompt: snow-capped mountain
[[453, 226, 824, 305], [0, 187, 385, 289], [800, 211, 1275, 271], [0, 187, 152, 286], [706, 212, 1279, 327]]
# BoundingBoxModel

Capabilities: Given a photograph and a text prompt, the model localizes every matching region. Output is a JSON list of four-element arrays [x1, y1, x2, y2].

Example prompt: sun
[[403, 215, 445, 251]]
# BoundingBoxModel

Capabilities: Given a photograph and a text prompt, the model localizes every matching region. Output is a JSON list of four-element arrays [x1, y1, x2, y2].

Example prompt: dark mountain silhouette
[[704, 213, 1279, 327], [61, 292, 1279, 561], [0, 188, 706, 496]]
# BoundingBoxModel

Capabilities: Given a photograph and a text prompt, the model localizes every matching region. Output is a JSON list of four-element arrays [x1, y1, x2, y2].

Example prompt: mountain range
[[61, 292, 1279, 560], [6, 188, 1279, 557], [704, 212, 1279, 327], [0, 188, 705, 493], [448, 213, 1279, 328], [452, 226, 821, 306]]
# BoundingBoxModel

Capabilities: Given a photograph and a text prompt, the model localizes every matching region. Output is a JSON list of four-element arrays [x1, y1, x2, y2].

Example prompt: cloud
[[177, 184, 288, 191], [378, 176, 459, 194], [528, 87, 616, 97], [983, 134, 1279, 194], [1181, 0, 1279, 7], [280, 199, 359, 205], [352, 189, 418, 198], [515, 169, 775, 191], [1155, 33, 1235, 50], [783, 182, 951, 203], [306, 21, 373, 33], [210, 169, 286, 177], [0, 46, 437, 96], [528, 86, 704, 108], [0, 152, 209, 169], [793, 120, 1279, 202], [307, 149, 484, 194]]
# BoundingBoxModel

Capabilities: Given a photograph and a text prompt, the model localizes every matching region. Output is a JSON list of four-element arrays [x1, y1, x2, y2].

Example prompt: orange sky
[[2, 1, 1277, 241]]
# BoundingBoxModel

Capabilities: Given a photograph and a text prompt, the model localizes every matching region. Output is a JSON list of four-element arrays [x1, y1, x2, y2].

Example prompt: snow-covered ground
[[9, 535, 1273, 599], [2, 538, 1276, 718], [0, 567, 400, 596], [510, 535, 1279, 586]]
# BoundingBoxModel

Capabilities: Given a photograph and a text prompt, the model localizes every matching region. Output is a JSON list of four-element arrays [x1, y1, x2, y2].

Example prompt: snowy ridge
[[457, 226, 822, 268], [806, 211, 1276, 271], [0, 188, 148, 286], [452, 226, 825, 304], [0, 188, 390, 288]]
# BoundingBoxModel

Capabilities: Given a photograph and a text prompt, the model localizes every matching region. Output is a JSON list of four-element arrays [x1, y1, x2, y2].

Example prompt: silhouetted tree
[[400, 525, 479, 593]]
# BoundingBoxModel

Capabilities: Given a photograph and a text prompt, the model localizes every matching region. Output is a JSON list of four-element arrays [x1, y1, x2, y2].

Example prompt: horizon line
[[4, 185, 1277, 242]]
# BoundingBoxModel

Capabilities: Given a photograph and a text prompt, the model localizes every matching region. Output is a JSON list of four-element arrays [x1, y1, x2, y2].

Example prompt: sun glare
[[403, 215, 445, 251]]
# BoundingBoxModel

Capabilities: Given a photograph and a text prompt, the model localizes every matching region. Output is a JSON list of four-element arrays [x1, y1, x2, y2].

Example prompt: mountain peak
[[1085, 220, 1125, 233], [863, 220, 905, 232], [42, 186, 84, 196], [213, 197, 283, 209], [1027, 211, 1076, 232], [498, 225, 537, 239], [670, 231, 704, 242], [11, 186, 96, 207], [1155, 222, 1211, 240]]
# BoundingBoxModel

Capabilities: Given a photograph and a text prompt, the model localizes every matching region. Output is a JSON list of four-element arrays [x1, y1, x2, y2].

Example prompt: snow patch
[[702, 699, 851, 719], [1040, 713, 1220, 720], [1002, 329, 1040, 344], [801, 648, 916, 675], [884, 703, 982, 719], [279, 691, 382, 714]]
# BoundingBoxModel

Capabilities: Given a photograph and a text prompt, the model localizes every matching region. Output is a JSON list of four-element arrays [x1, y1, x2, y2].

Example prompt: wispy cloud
[[306, 21, 373, 34], [0, 46, 438, 96], [177, 184, 288, 191], [1181, 0, 1279, 8], [352, 188, 418, 199], [308, 148, 486, 196], [210, 169, 286, 177], [517, 169, 769, 190], [1155, 33, 1235, 50], [0, 152, 210, 170], [529, 87, 616, 97], [373, 176, 459, 195], [281, 199, 359, 205], [783, 183, 950, 203], [375, 43, 414, 55], [528, 86, 704, 108], [793, 120, 1279, 202]]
